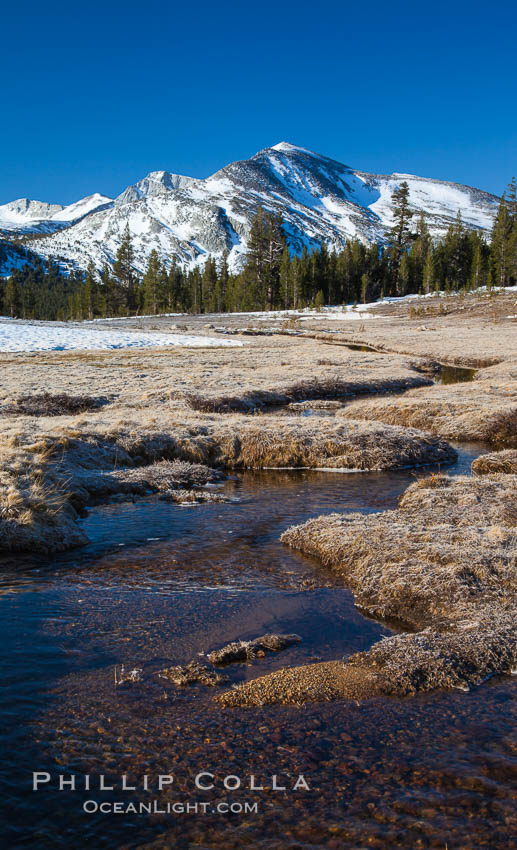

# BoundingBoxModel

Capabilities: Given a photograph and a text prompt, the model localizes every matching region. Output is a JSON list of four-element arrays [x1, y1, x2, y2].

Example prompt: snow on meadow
[[0, 320, 243, 353]]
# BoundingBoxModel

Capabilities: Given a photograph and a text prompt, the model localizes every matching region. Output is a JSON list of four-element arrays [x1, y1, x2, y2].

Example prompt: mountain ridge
[[0, 143, 500, 276]]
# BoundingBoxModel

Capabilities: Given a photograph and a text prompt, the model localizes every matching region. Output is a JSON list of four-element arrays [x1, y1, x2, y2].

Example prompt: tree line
[[1, 179, 516, 321]]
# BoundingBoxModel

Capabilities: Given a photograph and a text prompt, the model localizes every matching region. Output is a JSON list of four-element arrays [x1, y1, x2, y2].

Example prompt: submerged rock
[[158, 661, 227, 687], [207, 633, 302, 665], [159, 488, 230, 504]]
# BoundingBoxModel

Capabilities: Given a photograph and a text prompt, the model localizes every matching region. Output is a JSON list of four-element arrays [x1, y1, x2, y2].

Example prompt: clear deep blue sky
[[1, 0, 516, 204]]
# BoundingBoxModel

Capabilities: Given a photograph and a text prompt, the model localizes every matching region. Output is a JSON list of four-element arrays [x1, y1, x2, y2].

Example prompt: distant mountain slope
[[0, 194, 113, 236], [0, 143, 499, 275]]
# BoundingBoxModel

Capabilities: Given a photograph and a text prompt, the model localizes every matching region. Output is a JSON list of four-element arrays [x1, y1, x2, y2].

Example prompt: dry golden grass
[[156, 416, 456, 471], [0, 313, 514, 556], [472, 449, 517, 474], [0, 441, 88, 553], [339, 360, 517, 446], [299, 299, 517, 367]]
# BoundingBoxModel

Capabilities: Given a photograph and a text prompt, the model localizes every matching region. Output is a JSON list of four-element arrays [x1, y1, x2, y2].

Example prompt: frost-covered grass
[[0, 319, 243, 352], [219, 474, 517, 706]]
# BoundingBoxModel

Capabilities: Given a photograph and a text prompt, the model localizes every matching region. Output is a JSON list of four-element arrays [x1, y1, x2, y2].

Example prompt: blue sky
[[1, 0, 516, 204]]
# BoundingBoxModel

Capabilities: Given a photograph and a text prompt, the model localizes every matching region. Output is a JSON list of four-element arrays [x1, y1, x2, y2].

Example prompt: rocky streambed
[[2, 442, 517, 849]]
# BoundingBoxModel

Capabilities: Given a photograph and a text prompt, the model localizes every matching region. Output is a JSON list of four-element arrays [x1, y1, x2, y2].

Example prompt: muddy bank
[[218, 474, 517, 706]]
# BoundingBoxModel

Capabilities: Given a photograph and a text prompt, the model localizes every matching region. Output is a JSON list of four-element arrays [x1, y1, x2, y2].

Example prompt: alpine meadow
[[1, 2, 516, 849]]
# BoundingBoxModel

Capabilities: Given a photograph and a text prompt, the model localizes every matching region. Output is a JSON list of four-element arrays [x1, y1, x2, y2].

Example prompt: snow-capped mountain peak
[[0, 193, 113, 235], [0, 198, 63, 225], [0, 144, 500, 277], [270, 141, 318, 155], [115, 170, 198, 205], [51, 193, 113, 222]]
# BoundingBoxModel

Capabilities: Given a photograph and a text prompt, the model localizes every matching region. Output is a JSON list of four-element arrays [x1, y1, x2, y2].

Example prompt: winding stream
[[1, 442, 516, 849]]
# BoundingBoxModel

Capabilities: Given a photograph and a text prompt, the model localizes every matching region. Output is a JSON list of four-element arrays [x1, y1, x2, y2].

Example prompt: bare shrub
[[3, 393, 105, 417]]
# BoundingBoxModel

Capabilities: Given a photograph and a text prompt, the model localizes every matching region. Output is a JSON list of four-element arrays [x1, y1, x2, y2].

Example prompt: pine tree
[[83, 261, 96, 320], [279, 246, 292, 309], [244, 207, 268, 309], [327, 250, 338, 305], [113, 223, 137, 311], [264, 212, 286, 309], [202, 255, 218, 312], [388, 180, 413, 293], [423, 245, 434, 294], [314, 289, 325, 310], [398, 251, 410, 296], [409, 212, 431, 292], [469, 241, 481, 291], [4, 277, 22, 317], [101, 264, 122, 316], [143, 250, 164, 315], [360, 273, 368, 304], [491, 194, 512, 287], [189, 268, 202, 313], [243, 208, 285, 310], [214, 249, 229, 313], [291, 255, 302, 309], [506, 177, 517, 219], [506, 178, 517, 284]]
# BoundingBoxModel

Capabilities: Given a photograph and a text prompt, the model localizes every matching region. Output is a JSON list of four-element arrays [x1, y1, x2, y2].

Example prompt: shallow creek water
[[1, 443, 516, 849]]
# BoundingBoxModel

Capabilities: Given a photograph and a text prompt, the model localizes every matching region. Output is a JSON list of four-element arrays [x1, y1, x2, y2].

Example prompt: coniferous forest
[[2, 179, 517, 321]]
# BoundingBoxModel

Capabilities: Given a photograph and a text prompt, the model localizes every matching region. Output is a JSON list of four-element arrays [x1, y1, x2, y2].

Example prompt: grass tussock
[[218, 474, 517, 706], [341, 393, 517, 446], [205, 419, 457, 471], [114, 459, 224, 491], [110, 418, 457, 472], [2, 392, 105, 417], [472, 449, 517, 475], [0, 444, 87, 553], [0, 431, 226, 552], [58, 454, 225, 508]]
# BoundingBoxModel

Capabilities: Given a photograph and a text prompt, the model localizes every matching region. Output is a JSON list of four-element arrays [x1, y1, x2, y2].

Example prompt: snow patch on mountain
[[365, 173, 496, 232]]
